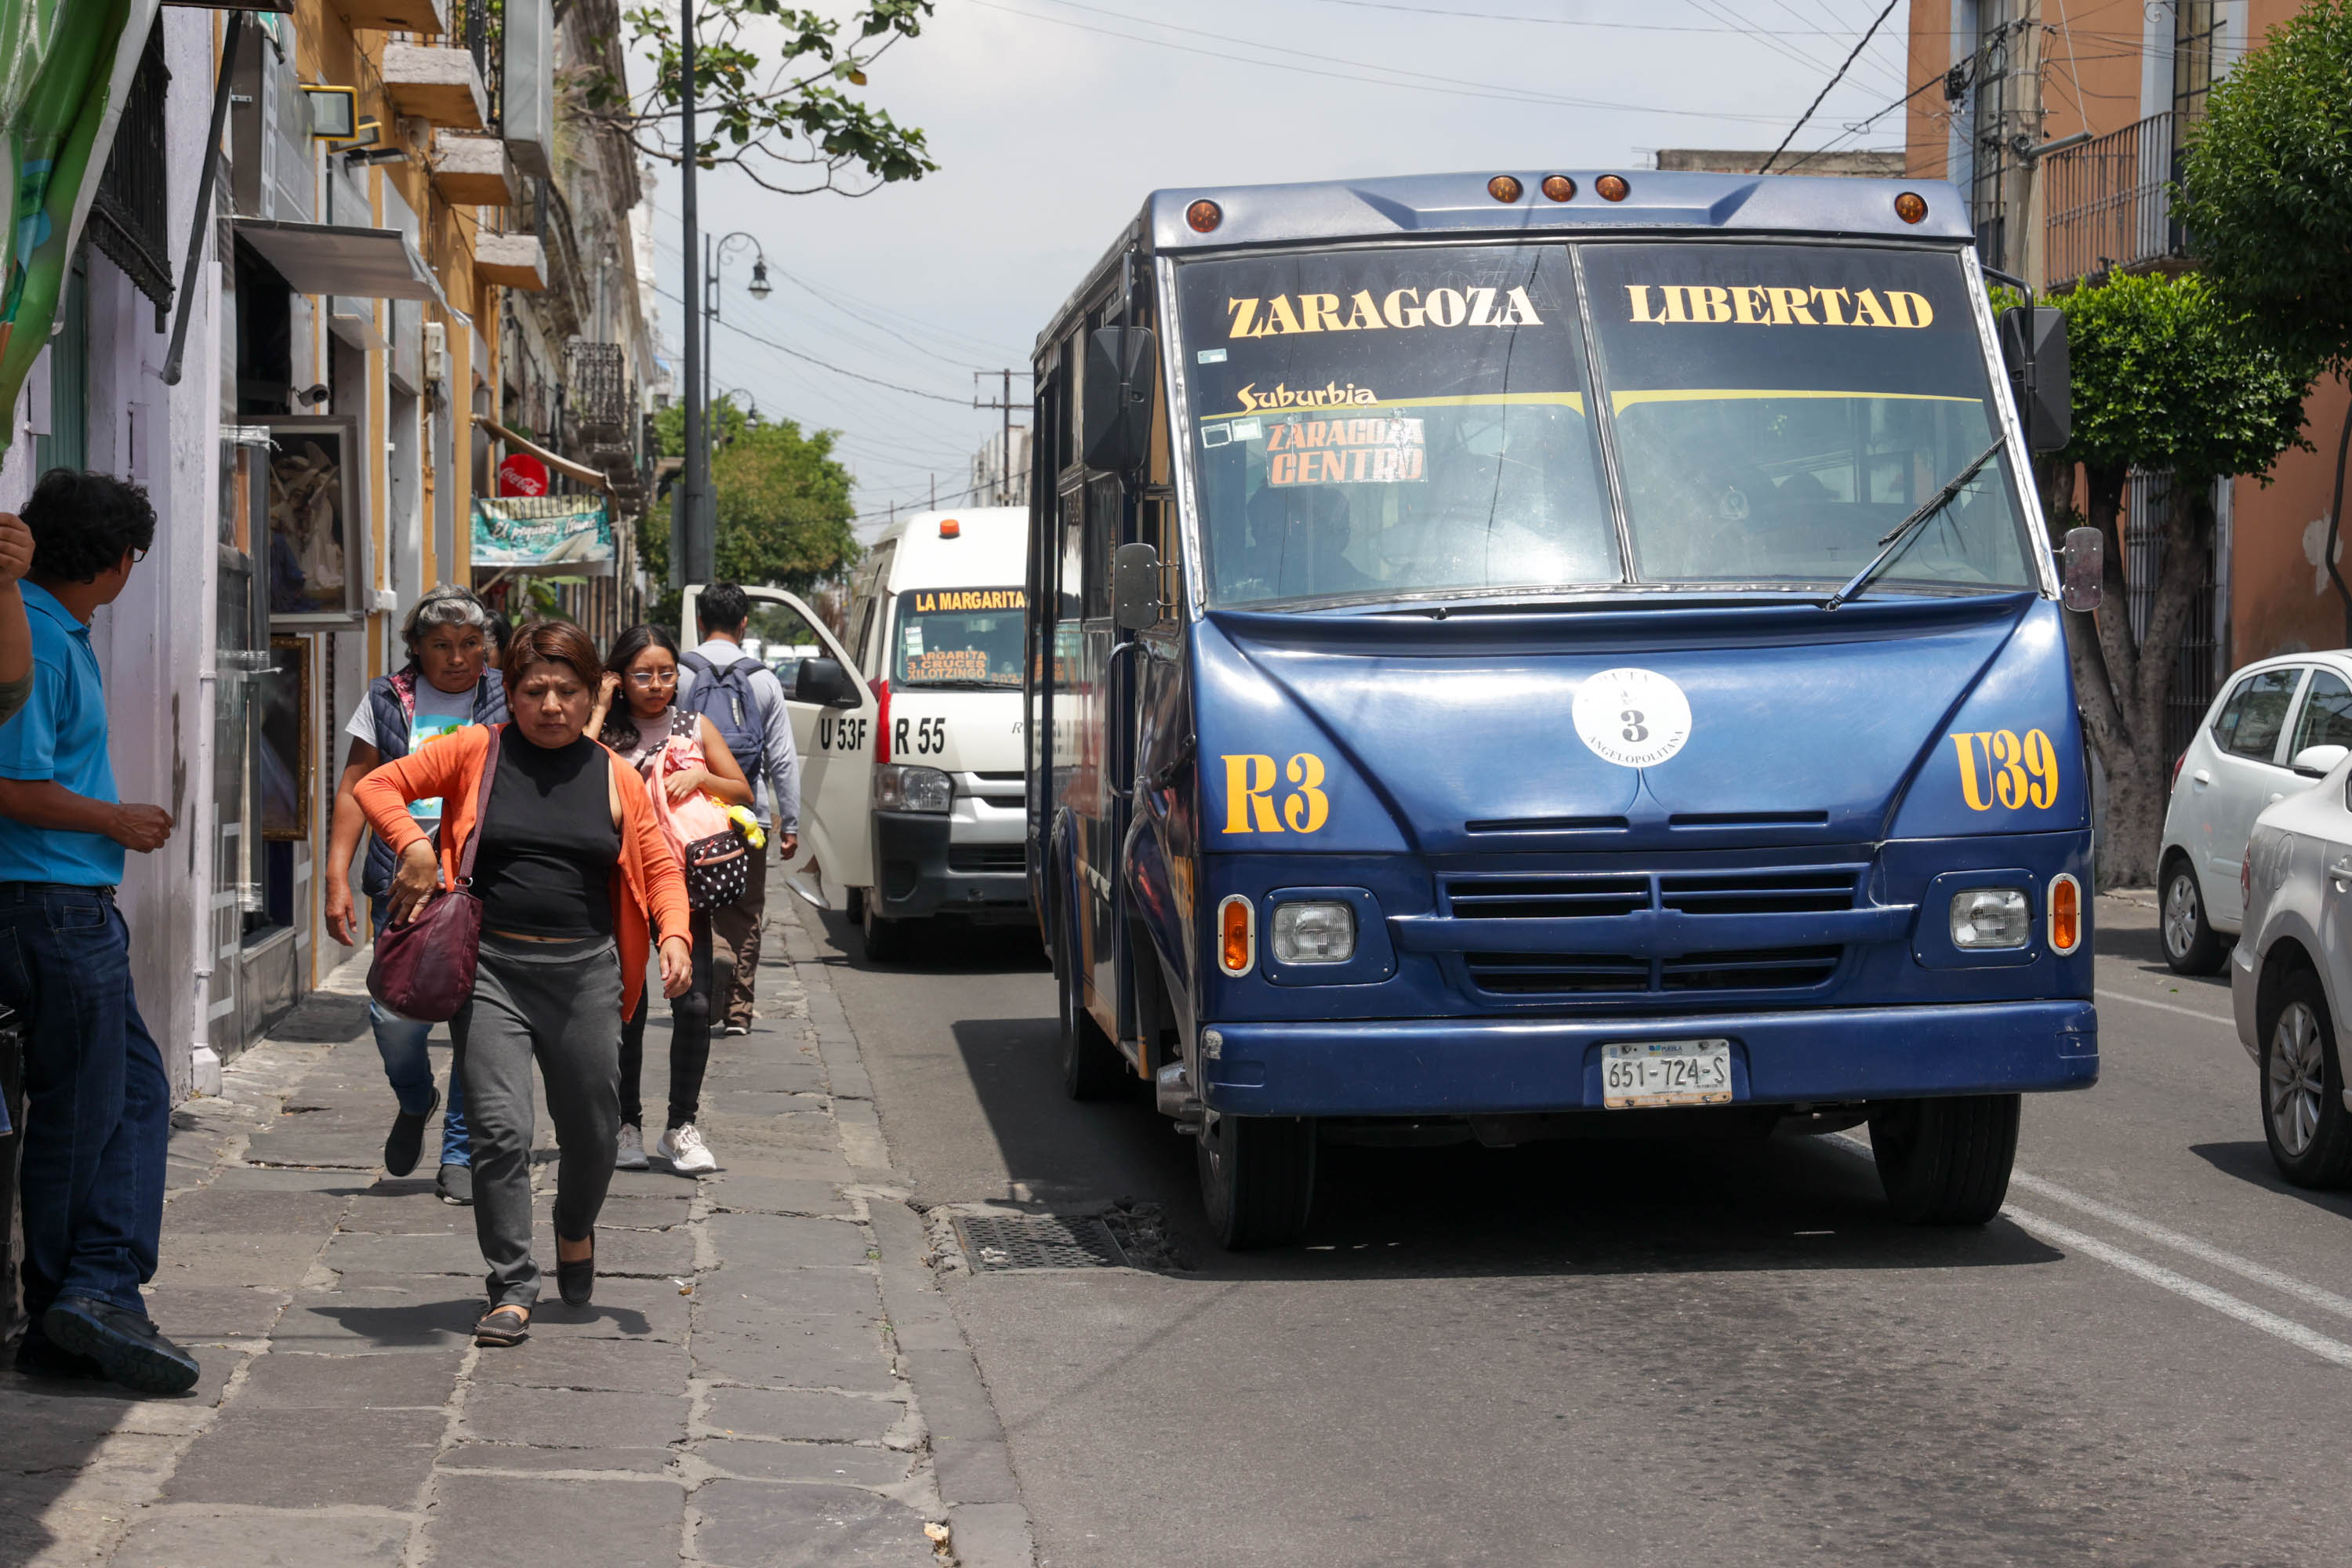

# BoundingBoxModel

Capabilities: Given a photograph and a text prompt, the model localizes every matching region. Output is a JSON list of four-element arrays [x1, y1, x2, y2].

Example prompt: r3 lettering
[[1949, 728, 2061, 811], [1221, 753, 1330, 834]]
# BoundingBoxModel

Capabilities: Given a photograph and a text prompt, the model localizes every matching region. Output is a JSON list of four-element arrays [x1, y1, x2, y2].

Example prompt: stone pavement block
[[434, 1443, 673, 1474], [946, 1501, 1037, 1568], [236, 1131, 382, 1168], [535, 1192, 693, 1231], [931, 1436, 1019, 1505], [541, 1276, 692, 1341], [604, 1167, 705, 1200], [231, 1348, 463, 1409], [203, 1166, 374, 1195], [690, 1478, 935, 1568], [701, 1061, 826, 1094], [142, 1284, 289, 1343], [162, 1407, 443, 1508], [321, 1229, 485, 1276], [268, 1287, 479, 1353], [424, 1472, 683, 1566], [470, 1333, 688, 1392], [108, 1507, 409, 1567], [702, 1387, 903, 1443], [695, 1110, 840, 1156], [526, 1221, 695, 1276], [339, 1192, 474, 1233], [702, 1091, 828, 1122], [159, 1189, 350, 1234], [706, 1212, 874, 1270], [695, 1439, 913, 1487], [461, 1383, 686, 1449], [690, 1321, 899, 1393], [702, 1174, 851, 1216], [695, 1266, 881, 1323], [147, 1232, 323, 1287]]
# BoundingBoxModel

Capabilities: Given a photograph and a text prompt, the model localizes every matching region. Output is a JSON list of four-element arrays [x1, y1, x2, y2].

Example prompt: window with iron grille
[[88, 19, 171, 332], [564, 339, 628, 437]]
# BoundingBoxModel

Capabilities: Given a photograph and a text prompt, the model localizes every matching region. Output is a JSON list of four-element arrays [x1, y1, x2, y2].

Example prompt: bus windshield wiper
[[1822, 438, 2006, 611]]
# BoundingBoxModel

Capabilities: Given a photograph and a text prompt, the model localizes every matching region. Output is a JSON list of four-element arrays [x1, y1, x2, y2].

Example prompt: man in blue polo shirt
[[0, 470, 192, 1395]]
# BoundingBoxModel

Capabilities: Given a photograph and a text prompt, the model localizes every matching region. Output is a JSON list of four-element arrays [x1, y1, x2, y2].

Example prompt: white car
[[2159, 652, 2352, 974], [2235, 749, 2352, 1186]]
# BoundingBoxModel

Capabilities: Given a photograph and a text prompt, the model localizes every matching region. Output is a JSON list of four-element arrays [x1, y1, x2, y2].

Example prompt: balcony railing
[[564, 340, 629, 438], [2044, 112, 2187, 290]]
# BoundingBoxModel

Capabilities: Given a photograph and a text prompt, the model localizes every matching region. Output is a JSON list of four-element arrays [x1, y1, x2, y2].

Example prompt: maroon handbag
[[368, 725, 503, 1022]]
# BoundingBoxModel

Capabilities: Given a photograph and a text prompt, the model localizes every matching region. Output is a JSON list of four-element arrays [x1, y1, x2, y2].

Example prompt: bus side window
[[1085, 474, 1118, 620], [1058, 488, 1084, 626], [853, 598, 880, 679]]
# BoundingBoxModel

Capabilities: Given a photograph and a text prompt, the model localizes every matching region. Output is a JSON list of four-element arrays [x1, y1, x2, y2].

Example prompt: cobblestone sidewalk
[[2, 905, 1033, 1568]]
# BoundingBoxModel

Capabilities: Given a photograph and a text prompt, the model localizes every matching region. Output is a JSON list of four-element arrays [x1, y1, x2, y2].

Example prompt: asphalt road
[[807, 896, 2352, 1566]]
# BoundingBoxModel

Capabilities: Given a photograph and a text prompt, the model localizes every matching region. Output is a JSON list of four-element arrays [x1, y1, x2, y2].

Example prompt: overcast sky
[[640, 0, 1916, 539]]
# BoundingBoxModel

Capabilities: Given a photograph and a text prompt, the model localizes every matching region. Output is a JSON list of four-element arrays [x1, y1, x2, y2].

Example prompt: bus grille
[[1463, 953, 1650, 994], [948, 844, 1025, 873]]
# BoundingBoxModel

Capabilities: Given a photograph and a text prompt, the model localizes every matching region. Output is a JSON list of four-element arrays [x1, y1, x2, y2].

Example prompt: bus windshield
[[1175, 241, 2031, 608], [893, 588, 1025, 689]]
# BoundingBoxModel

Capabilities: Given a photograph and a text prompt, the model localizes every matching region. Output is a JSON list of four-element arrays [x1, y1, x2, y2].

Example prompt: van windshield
[[1174, 241, 2031, 608], [893, 588, 1025, 689]]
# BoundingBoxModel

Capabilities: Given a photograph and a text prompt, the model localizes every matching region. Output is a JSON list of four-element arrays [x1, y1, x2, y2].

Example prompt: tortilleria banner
[[472, 494, 613, 570]]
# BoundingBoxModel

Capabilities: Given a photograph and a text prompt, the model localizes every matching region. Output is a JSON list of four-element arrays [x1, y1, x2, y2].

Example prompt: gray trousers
[[452, 933, 622, 1308]]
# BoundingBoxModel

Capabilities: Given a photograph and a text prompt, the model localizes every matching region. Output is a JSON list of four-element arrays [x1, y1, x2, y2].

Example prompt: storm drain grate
[[953, 1214, 1127, 1272]]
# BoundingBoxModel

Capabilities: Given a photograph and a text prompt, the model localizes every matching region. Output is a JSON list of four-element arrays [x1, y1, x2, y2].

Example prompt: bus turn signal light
[[1487, 175, 1522, 203], [1894, 191, 1928, 224], [1596, 174, 1629, 201], [2050, 874, 2082, 955], [1541, 174, 1576, 201], [1218, 895, 1255, 977], [1187, 199, 1222, 233]]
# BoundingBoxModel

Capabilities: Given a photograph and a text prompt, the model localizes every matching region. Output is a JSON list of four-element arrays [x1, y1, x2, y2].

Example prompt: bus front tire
[[1868, 1094, 2019, 1225], [1058, 942, 1126, 1100], [1197, 1112, 1316, 1249], [861, 895, 910, 963]]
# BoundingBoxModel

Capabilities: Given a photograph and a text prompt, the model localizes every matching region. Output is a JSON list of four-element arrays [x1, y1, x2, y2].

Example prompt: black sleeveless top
[[474, 732, 622, 938]]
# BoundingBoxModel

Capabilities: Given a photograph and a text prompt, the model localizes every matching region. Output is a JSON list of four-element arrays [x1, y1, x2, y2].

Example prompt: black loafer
[[384, 1087, 442, 1178], [436, 1163, 474, 1206], [42, 1296, 200, 1396], [556, 1231, 595, 1307]]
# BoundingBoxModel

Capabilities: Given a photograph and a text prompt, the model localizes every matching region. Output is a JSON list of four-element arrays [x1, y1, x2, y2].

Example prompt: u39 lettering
[[1949, 728, 2061, 811]]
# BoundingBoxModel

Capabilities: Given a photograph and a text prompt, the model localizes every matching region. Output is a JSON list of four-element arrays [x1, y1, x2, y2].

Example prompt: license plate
[[1602, 1039, 1733, 1109]]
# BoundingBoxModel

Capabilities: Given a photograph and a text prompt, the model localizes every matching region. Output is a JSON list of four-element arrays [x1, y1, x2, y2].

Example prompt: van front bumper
[[872, 809, 1033, 921], [1196, 999, 2097, 1117]]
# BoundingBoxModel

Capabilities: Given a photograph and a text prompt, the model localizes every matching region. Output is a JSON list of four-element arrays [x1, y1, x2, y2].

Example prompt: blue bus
[[1024, 169, 2101, 1247]]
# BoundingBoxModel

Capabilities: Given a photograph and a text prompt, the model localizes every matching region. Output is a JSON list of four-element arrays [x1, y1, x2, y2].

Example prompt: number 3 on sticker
[[1950, 728, 2060, 811], [1222, 753, 1330, 833]]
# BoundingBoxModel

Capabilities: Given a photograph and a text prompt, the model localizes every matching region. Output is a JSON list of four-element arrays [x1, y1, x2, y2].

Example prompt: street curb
[[779, 905, 1039, 1568]]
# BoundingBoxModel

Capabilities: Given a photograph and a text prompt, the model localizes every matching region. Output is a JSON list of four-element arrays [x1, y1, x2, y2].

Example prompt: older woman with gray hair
[[323, 584, 509, 1204]]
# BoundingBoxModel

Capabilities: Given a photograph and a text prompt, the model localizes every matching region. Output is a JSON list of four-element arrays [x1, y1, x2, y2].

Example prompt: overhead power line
[[652, 281, 974, 404], [1759, 0, 1904, 175], [1298, 0, 1873, 34]]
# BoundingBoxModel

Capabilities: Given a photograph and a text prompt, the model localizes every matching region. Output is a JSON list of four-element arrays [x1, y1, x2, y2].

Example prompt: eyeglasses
[[625, 670, 678, 688], [127, 546, 147, 565]]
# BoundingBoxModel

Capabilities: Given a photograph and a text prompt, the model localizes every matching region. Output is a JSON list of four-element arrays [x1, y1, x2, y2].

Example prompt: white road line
[[2002, 1205, 2352, 1369], [2096, 987, 2233, 1026], [2008, 1172, 2352, 1326]]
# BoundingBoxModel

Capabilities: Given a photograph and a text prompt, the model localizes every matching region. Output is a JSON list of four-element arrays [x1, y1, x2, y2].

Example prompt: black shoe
[[384, 1087, 442, 1178], [42, 1296, 200, 1396], [14, 1338, 105, 1381], [556, 1231, 595, 1307], [437, 1162, 474, 1206]]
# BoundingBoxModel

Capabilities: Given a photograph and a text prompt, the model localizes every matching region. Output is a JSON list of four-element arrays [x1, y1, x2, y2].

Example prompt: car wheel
[[2259, 969, 2352, 1189], [1196, 1110, 1316, 1249], [861, 894, 910, 963], [1058, 930, 1127, 1100], [1868, 1094, 2020, 1225], [844, 885, 866, 924], [2161, 861, 2226, 976]]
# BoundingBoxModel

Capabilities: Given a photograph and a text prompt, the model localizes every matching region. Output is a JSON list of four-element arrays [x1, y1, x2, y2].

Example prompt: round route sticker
[[1572, 668, 1693, 768]]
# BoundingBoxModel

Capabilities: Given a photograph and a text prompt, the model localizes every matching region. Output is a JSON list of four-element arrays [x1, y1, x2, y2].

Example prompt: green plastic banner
[[474, 494, 615, 571], [0, 0, 159, 451]]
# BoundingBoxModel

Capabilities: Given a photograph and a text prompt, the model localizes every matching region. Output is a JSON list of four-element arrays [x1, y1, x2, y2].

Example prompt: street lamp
[[702, 230, 768, 538], [749, 259, 771, 300]]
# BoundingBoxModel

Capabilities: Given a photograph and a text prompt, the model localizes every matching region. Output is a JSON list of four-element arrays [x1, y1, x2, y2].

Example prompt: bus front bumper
[[872, 810, 1033, 922], [1196, 1000, 2097, 1118]]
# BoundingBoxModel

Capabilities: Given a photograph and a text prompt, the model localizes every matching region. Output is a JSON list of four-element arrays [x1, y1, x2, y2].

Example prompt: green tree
[[2046, 272, 2315, 885], [643, 395, 860, 621], [587, 1, 937, 194], [2175, 0, 2352, 640]]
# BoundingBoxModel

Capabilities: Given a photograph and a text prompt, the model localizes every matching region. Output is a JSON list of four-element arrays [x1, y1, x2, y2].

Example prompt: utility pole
[[2010, 0, 2045, 292], [973, 369, 1035, 506], [679, 0, 713, 583]]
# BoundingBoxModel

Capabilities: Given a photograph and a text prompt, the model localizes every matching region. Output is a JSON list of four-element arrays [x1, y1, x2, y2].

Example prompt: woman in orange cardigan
[[357, 619, 692, 1347]]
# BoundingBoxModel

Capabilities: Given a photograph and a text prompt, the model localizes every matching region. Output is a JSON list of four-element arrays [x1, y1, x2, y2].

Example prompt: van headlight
[[874, 764, 952, 813], [1950, 887, 2031, 949], [1272, 901, 1356, 964]]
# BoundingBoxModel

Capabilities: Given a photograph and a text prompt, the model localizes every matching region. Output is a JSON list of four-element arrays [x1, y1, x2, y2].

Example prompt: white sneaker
[[615, 1123, 648, 1171], [659, 1122, 718, 1174]]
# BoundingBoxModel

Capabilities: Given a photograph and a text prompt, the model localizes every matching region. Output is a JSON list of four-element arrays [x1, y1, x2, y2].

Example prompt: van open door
[[681, 584, 876, 906]]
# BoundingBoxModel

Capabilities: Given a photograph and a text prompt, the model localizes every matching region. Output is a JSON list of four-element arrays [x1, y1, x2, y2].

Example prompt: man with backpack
[[677, 583, 801, 1037]]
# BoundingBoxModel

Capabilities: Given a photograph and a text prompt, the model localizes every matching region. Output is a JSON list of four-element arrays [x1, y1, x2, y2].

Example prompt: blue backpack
[[679, 650, 765, 773]]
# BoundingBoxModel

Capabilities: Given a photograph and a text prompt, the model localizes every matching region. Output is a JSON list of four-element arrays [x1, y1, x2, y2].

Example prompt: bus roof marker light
[[1894, 191, 1929, 224], [1487, 175, 1523, 203], [1595, 175, 1630, 202], [1541, 175, 1576, 202], [939, 518, 960, 539], [1186, 199, 1222, 233]]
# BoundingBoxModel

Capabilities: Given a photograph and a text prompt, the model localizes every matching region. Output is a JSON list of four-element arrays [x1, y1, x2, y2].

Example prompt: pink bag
[[646, 724, 750, 911]]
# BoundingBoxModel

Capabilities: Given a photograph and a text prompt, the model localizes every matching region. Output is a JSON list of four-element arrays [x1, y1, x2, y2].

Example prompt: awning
[[234, 218, 444, 305], [474, 413, 610, 492]]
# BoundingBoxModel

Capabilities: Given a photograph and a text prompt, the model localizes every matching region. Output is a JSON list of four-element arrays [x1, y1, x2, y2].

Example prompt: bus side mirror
[[2060, 526, 2103, 612], [2001, 305, 2071, 452], [1114, 542, 1162, 630], [1083, 326, 1156, 472], [793, 656, 862, 710]]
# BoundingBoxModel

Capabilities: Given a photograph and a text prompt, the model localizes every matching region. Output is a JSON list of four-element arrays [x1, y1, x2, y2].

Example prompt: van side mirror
[[2060, 526, 2103, 612], [1114, 541, 1163, 630], [1083, 325, 1156, 472], [2000, 305, 2071, 452], [793, 656, 861, 710], [2293, 744, 2349, 779]]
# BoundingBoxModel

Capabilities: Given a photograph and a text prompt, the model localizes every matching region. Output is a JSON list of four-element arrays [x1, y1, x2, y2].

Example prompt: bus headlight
[[1272, 901, 1356, 964], [1950, 887, 2031, 949], [874, 764, 952, 814]]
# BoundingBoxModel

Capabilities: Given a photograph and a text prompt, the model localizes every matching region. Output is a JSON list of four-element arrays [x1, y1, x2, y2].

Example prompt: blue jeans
[[371, 900, 469, 1167], [0, 884, 168, 1335]]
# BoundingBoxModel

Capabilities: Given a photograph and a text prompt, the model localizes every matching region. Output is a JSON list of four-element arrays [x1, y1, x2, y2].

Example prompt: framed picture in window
[[260, 635, 311, 840], [260, 415, 366, 625]]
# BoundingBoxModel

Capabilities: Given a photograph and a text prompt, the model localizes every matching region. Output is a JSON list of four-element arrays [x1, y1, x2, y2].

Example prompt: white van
[[682, 506, 1032, 960]]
